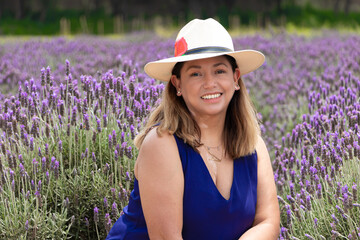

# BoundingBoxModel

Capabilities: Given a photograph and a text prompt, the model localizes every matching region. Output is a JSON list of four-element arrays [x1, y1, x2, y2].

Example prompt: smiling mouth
[[201, 93, 222, 99]]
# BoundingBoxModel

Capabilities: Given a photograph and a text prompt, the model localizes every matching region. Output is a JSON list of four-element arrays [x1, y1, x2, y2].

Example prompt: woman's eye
[[190, 72, 200, 77], [216, 70, 226, 74]]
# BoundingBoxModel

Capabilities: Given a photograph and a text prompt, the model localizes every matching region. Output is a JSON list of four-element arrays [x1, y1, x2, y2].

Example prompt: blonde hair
[[135, 56, 260, 158]]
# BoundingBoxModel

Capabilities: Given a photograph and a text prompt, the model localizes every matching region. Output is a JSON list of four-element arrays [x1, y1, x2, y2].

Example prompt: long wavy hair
[[134, 55, 260, 158]]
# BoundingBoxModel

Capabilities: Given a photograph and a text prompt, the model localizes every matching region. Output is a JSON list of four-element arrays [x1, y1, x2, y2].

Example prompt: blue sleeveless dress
[[106, 135, 258, 240]]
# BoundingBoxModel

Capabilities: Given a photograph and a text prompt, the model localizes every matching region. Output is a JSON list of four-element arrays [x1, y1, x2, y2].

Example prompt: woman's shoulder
[[135, 127, 180, 178], [255, 135, 271, 165], [141, 127, 177, 150], [255, 136, 267, 154]]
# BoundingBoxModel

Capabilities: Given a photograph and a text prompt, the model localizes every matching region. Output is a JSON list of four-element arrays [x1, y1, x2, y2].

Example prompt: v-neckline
[[195, 149, 235, 202]]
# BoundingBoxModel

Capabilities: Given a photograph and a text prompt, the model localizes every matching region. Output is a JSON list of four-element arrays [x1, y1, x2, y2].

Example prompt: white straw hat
[[144, 18, 265, 81]]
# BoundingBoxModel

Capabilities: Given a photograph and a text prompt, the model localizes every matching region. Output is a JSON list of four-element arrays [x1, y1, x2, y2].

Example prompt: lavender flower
[[105, 213, 112, 233], [96, 118, 101, 133], [84, 114, 90, 130], [112, 202, 119, 217], [103, 114, 108, 128], [19, 163, 25, 177], [112, 130, 117, 146], [126, 171, 131, 181], [111, 188, 116, 200], [104, 197, 108, 209], [58, 140, 62, 152], [45, 143, 49, 156], [108, 134, 113, 149], [114, 150, 118, 162], [304, 234, 315, 240], [94, 207, 99, 223], [65, 59, 70, 76], [53, 161, 59, 179], [285, 205, 291, 226], [41, 157, 47, 172], [29, 137, 34, 151], [92, 152, 96, 163], [306, 195, 311, 211], [45, 171, 50, 185], [32, 158, 38, 174], [41, 68, 46, 86]]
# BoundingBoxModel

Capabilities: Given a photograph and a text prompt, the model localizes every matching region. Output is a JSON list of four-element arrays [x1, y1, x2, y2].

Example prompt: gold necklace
[[203, 144, 224, 162]]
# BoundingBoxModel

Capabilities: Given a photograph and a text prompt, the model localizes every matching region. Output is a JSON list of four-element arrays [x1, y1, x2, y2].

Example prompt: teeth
[[201, 93, 221, 99]]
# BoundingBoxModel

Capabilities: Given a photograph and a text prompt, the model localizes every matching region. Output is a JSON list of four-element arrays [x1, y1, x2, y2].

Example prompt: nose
[[202, 73, 217, 89]]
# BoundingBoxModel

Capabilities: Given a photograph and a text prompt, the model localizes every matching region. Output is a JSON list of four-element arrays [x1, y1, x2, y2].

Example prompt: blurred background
[[1, 0, 360, 35]]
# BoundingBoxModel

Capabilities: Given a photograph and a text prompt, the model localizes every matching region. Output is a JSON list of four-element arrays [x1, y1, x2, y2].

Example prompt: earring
[[234, 83, 240, 90], [177, 89, 182, 96]]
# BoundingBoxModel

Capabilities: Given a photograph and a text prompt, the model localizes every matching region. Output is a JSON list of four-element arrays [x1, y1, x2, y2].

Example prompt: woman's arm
[[135, 128, 184, 240], [239, 136, 280, 240]]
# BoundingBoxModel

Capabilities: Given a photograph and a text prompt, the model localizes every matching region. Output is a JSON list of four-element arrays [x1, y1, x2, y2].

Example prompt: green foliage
[[0, 63, 143, 238], [1, 4, 360, 35]]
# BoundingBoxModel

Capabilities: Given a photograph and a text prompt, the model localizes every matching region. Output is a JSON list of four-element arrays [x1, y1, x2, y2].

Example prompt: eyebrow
[[185, 62, 228, 72]]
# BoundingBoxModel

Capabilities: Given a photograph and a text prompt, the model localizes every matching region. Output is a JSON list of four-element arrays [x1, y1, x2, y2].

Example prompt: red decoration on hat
[[174, 37, 188, 57]]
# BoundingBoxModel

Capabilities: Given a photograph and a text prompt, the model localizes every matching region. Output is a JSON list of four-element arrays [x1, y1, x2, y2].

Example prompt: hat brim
[[144, 50, 265, 81]]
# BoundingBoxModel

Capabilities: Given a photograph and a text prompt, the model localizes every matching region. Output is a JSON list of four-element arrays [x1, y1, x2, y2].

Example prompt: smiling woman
[[106, 18, 280, 240]]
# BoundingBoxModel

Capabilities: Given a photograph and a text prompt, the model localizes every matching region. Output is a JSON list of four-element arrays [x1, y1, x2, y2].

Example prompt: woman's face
[[171, 56, 240, 120]]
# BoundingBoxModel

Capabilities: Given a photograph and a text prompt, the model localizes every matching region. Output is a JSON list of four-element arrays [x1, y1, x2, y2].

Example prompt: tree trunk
[[14, 0, 22, 19], [0, 0, 3, 19], [344, 0, 352, 14], [276, 0, 283, 13], [333, 0, 340, 13], [110, 0, 122, 16], [39, 0, 53, 22]]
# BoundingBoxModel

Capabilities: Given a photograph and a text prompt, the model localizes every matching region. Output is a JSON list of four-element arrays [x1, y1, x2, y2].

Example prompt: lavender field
[[0, 30, 359, 239]]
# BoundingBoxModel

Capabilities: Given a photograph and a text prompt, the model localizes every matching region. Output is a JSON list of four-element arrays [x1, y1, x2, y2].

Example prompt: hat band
[[183, 46, 233, 56]]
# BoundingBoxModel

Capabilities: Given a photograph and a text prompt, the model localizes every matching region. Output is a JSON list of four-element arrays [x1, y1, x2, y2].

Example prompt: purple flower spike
[[103, 114, 108, 128], [84, 114, 90, 130], [12, 179, 15, 192], [112, 202, 119, 217], [94, 207, 99, 223], [314, 218, 318, 227], [336, 205, 347, 219], [41, 157, 47, 172], [108, 134, 113, 149], [19, 163, 25, 177], [65, 59, 70, 76], [37, 180, 42, 191], [32, 158, 38, 174], [92, 152, 96, 163], [114, 150, 118, 162], [317, 184, 322, 199], [45, 171, 50, 185], [104, 197, 108, 209], [30, 137, 34, 151], [331, 214, 339, 224], [105, 213, 112, 233], [54, 161, 60, 179], [305, 233, 315, 240], [25, 220, 29, 231], [306, 195, 311, 211], [126, 171, 131, 181], [112, 130, 117, 146], [285, 205, 291, 226], [96, 118, 101, 133], [84, 217, 89, 227], [121, 132, 125, 143], [58, 140, 62, 152]]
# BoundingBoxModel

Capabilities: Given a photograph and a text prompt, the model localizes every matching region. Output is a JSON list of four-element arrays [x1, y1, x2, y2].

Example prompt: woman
[[107, 18, 280, 240]]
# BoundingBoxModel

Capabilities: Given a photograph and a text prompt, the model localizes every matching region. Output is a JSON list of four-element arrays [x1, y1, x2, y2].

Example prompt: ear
[[170, 75, 180, 89], [233, 68, 241, 84]]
